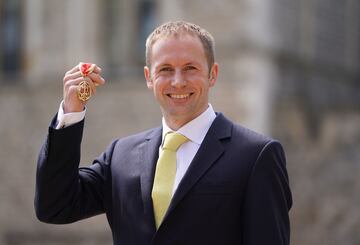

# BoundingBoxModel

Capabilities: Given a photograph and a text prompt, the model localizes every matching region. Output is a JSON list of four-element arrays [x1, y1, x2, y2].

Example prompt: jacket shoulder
[[232, 123, 274, 146], [215, 113, 275, 147]]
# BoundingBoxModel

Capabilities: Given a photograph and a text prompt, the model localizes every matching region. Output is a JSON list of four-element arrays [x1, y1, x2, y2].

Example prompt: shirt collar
[[162, 104, 216, 145]]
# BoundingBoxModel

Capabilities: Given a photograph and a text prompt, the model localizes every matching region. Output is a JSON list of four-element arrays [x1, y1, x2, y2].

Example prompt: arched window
[[137, 0, 156, 63], [0, 0, 22, 79]]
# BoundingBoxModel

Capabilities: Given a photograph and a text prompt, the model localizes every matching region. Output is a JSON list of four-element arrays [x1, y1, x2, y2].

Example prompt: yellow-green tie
[[152, 132, 189, 228]]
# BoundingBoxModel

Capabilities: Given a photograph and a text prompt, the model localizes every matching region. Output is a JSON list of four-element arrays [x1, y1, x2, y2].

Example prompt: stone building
[[0, 0, 359, 244]]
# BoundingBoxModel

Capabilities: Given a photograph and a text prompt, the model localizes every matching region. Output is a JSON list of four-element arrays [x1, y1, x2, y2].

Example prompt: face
[[144, 34, 218, 129]]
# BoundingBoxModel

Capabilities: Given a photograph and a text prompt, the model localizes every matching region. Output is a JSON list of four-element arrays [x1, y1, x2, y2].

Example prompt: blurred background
[[0, 0, 359, 244]]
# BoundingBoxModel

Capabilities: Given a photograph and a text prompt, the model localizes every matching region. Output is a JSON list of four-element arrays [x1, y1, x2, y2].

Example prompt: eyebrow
[[155, 63, 172, 70], [155, 62, 201, 70], [184, 62, 202, 67]]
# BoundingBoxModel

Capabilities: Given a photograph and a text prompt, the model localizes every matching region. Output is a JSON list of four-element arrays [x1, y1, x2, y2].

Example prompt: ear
[[208, 63, 218, 87], [144, 66, 153, 89]]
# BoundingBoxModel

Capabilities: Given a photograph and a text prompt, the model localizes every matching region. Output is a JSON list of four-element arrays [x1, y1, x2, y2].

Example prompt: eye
[[159, 67, 173, 72], [184, 65, 197, 71]]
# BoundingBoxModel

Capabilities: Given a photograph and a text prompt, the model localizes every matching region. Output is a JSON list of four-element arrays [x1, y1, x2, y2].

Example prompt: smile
[[168, 93, 192, 99]]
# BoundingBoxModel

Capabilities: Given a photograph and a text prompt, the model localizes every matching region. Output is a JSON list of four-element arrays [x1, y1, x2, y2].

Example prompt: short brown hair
[[145, 21, 215, 70]]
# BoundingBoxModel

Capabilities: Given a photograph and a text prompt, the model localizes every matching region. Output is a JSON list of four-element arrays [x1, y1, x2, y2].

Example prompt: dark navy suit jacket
[[35, 113, 292, 244]]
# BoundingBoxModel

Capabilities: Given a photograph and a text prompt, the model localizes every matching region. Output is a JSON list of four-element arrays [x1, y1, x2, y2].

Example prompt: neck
[[163, 106, 209, 131], [163, 117, 187, 131]]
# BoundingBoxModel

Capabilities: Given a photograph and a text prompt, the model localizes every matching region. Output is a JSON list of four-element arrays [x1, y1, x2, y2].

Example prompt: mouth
[[167, 93, 193, 99]]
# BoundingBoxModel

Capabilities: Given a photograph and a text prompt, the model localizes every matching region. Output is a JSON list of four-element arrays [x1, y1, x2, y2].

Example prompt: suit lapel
[[139, 127, 162, 221], [165, 113, 232, 219]]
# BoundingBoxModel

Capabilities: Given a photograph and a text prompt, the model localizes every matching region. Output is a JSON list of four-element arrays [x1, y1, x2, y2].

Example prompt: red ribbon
[[80, 63, 94, 76]]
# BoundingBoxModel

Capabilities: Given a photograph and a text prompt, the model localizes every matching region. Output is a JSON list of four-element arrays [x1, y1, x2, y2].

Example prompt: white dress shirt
[[161, 105, 216, 195], [56, 101, 86, 129], [56, 102, 217, 195]]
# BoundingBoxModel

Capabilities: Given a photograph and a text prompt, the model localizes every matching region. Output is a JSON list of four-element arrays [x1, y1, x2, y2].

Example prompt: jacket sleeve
[[242, 140, 293, 245], [34, 116, 114, 224]]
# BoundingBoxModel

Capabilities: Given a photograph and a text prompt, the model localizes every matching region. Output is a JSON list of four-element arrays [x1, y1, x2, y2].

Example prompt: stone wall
[[271, 0, 360, 244]]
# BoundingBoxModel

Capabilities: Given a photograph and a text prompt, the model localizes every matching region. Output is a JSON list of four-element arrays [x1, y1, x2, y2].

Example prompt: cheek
[[185, 72, 201, 80], [187, 77, 210, 91], [185, 72, 209, 83], [152, 79, 166, 95]]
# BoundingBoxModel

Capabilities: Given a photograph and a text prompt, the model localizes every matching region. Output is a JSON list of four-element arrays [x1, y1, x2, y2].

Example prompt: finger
[[65, 76, 97, 95], [92, 65, 102, 74], [63, 71, 83, 84], [78, 62, 102, 75], [65, 65, 80, 76], [88, 73, 105, 86], [64, 77, 89, 96]]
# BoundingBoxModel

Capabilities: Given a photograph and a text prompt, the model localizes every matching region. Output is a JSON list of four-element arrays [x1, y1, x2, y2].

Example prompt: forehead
[[150, 34, 206, 64]]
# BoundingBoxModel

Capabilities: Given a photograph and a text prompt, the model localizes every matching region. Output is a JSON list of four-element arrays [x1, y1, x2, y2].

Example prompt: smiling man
[[35, 21, 292, 245], [144, 28, 218, 130]]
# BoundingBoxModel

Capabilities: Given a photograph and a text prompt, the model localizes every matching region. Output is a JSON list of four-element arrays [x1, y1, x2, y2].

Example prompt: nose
[[171, 70, 186, 88]]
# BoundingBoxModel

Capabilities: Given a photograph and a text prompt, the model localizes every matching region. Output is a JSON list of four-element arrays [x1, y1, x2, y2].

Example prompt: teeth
[[170, 94, 190, 99]]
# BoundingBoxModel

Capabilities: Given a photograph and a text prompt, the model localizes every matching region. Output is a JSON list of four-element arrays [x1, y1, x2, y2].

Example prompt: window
[[0, 0, 22, 78]]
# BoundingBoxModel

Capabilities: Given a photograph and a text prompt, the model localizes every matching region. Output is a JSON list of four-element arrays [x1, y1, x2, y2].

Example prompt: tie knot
[[163, 132, 189, 151]]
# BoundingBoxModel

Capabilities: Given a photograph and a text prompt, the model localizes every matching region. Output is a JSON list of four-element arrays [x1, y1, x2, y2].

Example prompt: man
[[35, 21, 292, 244]]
